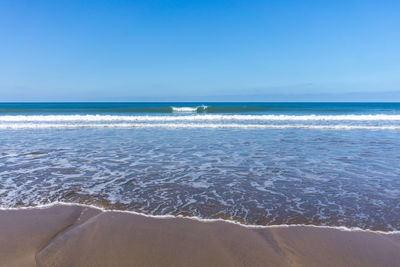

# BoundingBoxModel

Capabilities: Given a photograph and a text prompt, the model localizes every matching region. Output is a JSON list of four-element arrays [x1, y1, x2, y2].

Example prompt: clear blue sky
[[1, 0, 399, 101]]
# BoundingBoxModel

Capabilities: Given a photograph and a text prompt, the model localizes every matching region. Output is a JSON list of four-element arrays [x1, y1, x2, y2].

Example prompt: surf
[[171, 105, 208, 113], [1, 114, 400, 122], [0, 123, 399, 130]]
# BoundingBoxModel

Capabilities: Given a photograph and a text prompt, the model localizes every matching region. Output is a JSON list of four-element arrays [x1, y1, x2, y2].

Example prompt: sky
[[0, 0, 399, 102]]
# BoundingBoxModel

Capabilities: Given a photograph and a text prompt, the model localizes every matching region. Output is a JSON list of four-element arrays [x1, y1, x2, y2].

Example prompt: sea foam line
[[1, 202, 399, 235], [0, 123, 399, 130], [1, 114, 400, 122]]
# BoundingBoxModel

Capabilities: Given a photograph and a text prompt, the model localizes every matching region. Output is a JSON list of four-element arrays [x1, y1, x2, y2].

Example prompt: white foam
[[0, 123, 399, 130], [171, 107, 198, 112], [1, 202, 398, 234], [1, 114, 400, 122], [171, 105, 207, 112]]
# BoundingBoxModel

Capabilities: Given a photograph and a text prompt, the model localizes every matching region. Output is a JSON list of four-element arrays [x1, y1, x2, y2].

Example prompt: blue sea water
[[0, 102, 399, 231], [1, 102, 400, 115]]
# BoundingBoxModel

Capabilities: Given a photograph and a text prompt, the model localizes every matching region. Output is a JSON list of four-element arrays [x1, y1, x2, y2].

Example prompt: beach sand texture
[[1, 205, 399, 267]]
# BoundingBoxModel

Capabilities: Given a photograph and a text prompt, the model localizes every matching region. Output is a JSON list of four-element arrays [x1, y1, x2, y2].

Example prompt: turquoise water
[[1, 102, 400, 115], [0, 103, 399, 231]]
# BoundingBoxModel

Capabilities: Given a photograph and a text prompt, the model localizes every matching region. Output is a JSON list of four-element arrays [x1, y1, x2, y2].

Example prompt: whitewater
[[1, 103, 400, 232]]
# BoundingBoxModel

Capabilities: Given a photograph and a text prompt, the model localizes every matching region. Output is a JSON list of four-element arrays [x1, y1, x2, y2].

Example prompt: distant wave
[[1, 103, 400, 115], [1, 114, 400, 122], [171, 105, 208, 113], [2, 114, 399, 130], [0, 123, 399, 130]]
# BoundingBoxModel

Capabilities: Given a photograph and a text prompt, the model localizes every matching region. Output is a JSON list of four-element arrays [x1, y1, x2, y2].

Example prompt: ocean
[[0, 102, 399, 232]]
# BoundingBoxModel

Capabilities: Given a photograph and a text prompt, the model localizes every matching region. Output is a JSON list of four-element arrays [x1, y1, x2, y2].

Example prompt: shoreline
[[1, 202, 399, 235], [1, 204, 399, 266]]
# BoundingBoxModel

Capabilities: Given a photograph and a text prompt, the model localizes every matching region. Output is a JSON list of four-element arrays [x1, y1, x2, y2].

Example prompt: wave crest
[[1, 114, 400, 122], [0, 123, 399, 130], [171, 105, 208, 113]]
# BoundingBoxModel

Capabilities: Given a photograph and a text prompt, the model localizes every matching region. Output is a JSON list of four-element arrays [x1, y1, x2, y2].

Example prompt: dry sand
[[0, 205, 399, 267]]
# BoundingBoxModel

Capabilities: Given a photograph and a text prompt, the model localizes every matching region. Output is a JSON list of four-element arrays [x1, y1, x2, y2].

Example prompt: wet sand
[[0, 205, 399, 267]]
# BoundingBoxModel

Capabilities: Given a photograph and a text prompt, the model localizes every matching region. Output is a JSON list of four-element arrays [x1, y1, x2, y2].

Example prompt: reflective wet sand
[[1, 205, 399, 267]]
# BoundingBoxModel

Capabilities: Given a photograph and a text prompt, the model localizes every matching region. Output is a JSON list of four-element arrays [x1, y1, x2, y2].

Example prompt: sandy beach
[[0, 205, 399, 267]]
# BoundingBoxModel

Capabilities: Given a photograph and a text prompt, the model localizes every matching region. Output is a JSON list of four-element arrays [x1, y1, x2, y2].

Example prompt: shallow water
[[1, 103, 400, 231]]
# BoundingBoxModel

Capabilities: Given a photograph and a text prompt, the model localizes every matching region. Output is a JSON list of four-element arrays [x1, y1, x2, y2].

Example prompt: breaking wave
[[1, 114, 400, 122], [0, 123, 399, 130], [171, 105, 208, 112]]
